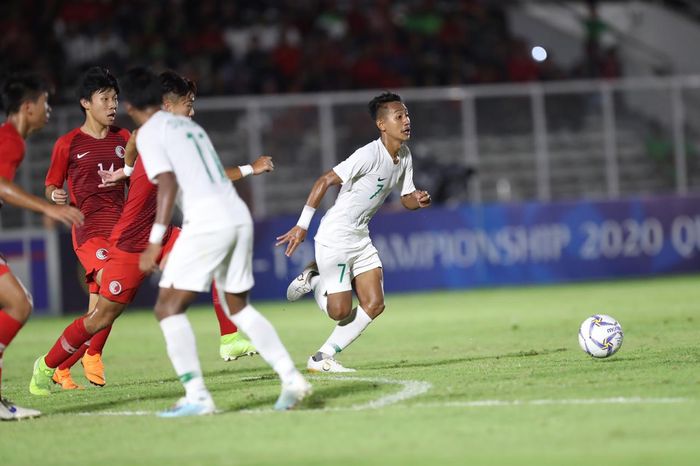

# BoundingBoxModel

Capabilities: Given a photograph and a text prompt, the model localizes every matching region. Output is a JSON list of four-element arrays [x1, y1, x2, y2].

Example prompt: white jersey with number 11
[[136, 110, 252, 227]]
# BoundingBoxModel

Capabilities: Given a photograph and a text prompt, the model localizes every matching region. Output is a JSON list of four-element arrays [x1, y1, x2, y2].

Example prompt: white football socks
[[318, 305, 373, 357], [229, 305, 298, 384], [310, 275, 328, 315], [159, 314, 211, 404]]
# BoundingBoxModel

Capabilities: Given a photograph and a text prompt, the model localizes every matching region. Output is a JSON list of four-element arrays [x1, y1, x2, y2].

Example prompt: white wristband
[[239, 164, 254, 178], [123, 164, 134, 177], [296, 205, 316, 230], [148, 223, 167, 244]]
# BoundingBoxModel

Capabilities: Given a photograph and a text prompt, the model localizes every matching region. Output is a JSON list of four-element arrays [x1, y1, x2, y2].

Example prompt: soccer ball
[[578, 314, 623, 358]]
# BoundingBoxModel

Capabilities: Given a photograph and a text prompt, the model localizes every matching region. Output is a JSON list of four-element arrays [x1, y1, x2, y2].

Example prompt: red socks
[[44, 316, 93, 368], [212, 282, 238, 336], [86, 325, 112, 356]]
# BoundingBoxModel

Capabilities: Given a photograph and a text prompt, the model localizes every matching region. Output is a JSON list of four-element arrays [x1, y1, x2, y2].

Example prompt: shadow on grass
[[365, 347, 569, 370], [220, 380, 380, 412], [51, 386, 187, 414]]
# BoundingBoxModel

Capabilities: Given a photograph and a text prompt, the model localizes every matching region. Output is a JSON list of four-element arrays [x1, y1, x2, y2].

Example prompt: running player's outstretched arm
[[401, 190, 431, 210], [140, 171, 177, 273], [0, 177, 84, 226], [276, 169, 342, 257], [225, 155, 274, 181]]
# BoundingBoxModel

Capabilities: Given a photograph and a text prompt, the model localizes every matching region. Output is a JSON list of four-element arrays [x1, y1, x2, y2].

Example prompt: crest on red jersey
[[109, 281, 122, 295]]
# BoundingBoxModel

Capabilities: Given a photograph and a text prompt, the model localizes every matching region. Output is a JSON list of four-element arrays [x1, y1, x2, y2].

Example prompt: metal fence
[[3, 75, 700, 229]]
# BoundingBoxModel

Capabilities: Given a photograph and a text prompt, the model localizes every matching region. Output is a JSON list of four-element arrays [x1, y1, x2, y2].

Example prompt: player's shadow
[[54, 387, 187, 414], [216, 380, 379, 412], [365, 347, 569, 370]]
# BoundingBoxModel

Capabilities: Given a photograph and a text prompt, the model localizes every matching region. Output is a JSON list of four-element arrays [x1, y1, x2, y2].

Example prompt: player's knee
[[327, 302, 352, 321], [8, 297, 33, 323], [362, 301, 385, 318]]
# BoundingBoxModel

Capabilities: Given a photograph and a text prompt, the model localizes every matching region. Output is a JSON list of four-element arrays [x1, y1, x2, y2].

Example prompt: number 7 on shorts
[[337, 263, 347, 283]]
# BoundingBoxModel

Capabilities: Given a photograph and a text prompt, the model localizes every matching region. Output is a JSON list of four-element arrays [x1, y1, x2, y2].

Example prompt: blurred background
[[1, 0, 700, 313]]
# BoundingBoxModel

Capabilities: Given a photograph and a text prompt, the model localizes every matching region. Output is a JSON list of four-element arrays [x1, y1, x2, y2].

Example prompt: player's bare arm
[[99, 130, 138, 187], [45, 184, 68, 204], [401, 189, 432, 210], [1, 177, 83, 226], [276, 169, 342, 257], [139, 171, 178, 273], [225, 155, 274, 181]]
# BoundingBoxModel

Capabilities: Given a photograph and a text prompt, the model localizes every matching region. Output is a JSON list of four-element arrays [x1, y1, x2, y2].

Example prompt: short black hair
[[160, 70, 192, 99], [1, 72, 49, 116], [368, 92, 403, 120], [120, 67, 163, 110], [77, 66, 119, 113]]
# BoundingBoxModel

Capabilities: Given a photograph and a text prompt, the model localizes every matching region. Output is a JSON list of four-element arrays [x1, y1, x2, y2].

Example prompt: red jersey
[[46, 126, 129, 247], [109, 157, 173, 253], [0, 122, 25, 182]]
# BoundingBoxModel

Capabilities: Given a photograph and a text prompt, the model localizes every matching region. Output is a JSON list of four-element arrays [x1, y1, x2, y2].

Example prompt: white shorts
[[315, 240, 382, 294], [159, 222, 255, 293]]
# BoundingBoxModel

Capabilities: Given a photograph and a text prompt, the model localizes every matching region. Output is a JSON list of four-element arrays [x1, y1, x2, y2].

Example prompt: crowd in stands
[[0, 0, 622, 102]]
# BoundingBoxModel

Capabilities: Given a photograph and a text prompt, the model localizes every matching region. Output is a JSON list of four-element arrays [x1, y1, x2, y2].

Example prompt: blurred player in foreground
[[134, 67, 309, 415], [105, 70, 272, 361], [0, 73, 83, 419], [276, 92, 431, 372]]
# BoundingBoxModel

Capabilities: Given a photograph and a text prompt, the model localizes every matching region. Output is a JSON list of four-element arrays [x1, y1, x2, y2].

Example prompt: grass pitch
[[1, 275, 699, 466]]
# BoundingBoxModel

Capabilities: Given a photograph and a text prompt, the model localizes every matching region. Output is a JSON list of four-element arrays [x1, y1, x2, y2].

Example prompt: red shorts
[[0, 253, 9, 277], [99, 228, 180, 304], [73, 237, 111, 294]]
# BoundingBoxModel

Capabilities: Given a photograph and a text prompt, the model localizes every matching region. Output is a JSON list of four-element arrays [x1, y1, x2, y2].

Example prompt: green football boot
[[219, 333, 257, 362], [29, 356, 55, 396]]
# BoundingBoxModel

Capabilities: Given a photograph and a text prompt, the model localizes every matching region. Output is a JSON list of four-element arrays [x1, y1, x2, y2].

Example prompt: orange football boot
[[52, 368, 84, 390], [81, 352, 106, 387]]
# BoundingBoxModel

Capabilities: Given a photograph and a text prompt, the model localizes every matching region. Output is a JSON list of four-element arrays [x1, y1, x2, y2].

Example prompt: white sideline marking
[[310, 375, 433, 411], [414, 397, 690, 408], [78, 411, 152, 416], [77, 375, 432, 416]]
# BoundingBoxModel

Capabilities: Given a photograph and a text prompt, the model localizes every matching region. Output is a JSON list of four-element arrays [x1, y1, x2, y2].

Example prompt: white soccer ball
[[578, 314, 624, 358]]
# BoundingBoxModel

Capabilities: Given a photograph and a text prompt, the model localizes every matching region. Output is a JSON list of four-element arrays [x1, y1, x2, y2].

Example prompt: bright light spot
[[531, 46, 548, 62]]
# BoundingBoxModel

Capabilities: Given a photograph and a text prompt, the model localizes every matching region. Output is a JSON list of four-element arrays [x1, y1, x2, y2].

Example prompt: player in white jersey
[[119, 67, 310, 416], [276, 92, 432, 372]]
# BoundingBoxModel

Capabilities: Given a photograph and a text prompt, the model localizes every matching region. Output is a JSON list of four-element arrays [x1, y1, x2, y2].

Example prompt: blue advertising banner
[[0, 230, 61, 315], [249, 195, 700, 300]]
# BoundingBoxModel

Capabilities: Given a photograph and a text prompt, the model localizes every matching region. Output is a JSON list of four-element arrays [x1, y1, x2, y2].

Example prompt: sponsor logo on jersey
[[96, 248, 108, 260], [76, 151, 90, 159], [109, 280, 122, 295], [115, 146, 126, 158]]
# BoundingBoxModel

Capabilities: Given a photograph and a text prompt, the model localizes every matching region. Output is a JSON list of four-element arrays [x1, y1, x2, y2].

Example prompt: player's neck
[[130, 107, 160, 126], [6, 114, 30, 139], [380, 134, 402, 162], [81, 116, 110, 139]]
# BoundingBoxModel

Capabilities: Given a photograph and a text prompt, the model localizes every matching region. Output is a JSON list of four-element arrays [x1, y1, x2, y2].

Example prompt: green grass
[[2, 275, 700, 466]]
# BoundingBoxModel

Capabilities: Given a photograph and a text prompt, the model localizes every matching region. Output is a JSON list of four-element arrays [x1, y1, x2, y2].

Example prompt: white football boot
[[0, 398, 41, 421], [274, 372, 313, 411], [286, 261, 318, 301], [306, 355, 356, 373]]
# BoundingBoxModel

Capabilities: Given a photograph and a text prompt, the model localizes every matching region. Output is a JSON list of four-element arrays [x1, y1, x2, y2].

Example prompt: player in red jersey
[[30, 131, 181, 396], [29, 71, 272, 395], [43, 66, 128, 389], [0, 72, 84, 419]]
